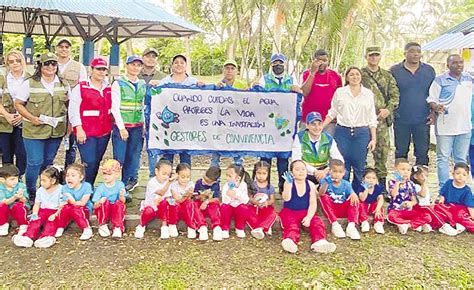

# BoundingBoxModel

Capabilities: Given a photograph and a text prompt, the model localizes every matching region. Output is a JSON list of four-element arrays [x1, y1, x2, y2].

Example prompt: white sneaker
[[360, 221, 370, 233], [12, 234, 33, 247], [198, 226, 208, 241], [398, 224, 409, 234], [187, 227, 197, 239], [212, 226, 223, 241], [222, 230, 230, 239], [169, 225, 179, 237], [236, 229, 246, 238], [331, 222, 346, 238], [55, 228, 64, 238], [134, 225, 146, 239], [414, 226, 422, 232], [98, 224, 111, 237], [311, 239, 337, 253], [281, 238, 298, 253], [439, 223, 457, 236], [160, 226, 170, 239], [456, 223, 466, 234], [250, 228, 265, 240], [79, 227, 93, 240], [18, 225, 28, 236], [34, 236, 56, 248], [422, 224, 433, 233], [112, 228, 122, 238], [345, 223, 361, 240], [0, 223, 9, 236], [265, 228, 272, 236], [373, 222, 385, 234]]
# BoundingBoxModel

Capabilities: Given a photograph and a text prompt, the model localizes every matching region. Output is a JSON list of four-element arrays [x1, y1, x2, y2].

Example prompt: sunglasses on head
[[94, 67, 107, 71], [43, 60, 58, 67], [7, 59, 22, 65]]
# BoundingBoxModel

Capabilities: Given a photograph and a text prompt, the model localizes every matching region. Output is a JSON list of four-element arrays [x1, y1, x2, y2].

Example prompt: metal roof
[[0, 0, 204, 41], [423, 17, 474, 51]]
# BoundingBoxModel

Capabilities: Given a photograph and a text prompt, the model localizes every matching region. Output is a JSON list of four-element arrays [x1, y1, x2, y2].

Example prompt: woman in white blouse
[[322, 66, 377, 187], [0, 50, 28, 177]]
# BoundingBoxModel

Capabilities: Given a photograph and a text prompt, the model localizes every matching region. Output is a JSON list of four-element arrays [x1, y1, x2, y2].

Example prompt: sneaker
[[236, 229, 246, 238], [169, 225, 179, 237], [222, 230, 230, 239], [12, 234, 33, 247], [134, 225, 146, 239], [331, 222, 346, 238], [125, 179, 139, 192], [98, 224, 111, 237], [345, 223, 361, 240], [265, 228, 272, 236], [55, 228, 64, 238], [439, 223, 457, 236], [373, 222, 385, 234], [112, 228, 122, 238], [250, 228, 265, 240], [198, 226, 209, 241], [311, 239, 337, 253], [456, 223, 466, 234], [0, 223, 9, 236], [212, 226, 223, 241], [125, 193, 133, 203], [422, 224, 433, 233], [398, 224, 409, 234], [414, 226, 422, 232], [281, 238, 298, 253], [187, 227, 197, 239], [18, 225, 28, 236], [360, 221, 370, 233], [79, 227, 93, 240], [160, 226, 170, 239], [34, 236, 56, 248]]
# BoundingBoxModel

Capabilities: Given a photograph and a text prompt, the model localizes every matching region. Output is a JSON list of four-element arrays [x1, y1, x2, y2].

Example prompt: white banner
[[148, 86, 298, 155]]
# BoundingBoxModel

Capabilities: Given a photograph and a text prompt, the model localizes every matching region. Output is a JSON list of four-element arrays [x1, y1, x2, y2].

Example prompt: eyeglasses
[[7, 59, 22, 65], [43, 60, 58, 67], [94, 67, 107, 71]]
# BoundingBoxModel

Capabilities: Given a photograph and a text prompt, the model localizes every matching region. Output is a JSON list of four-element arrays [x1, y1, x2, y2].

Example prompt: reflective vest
[[117, 76, 146, 126], [297, 130, 333, 168], [74, 81, 113, 137], [58, 60, 81, 88], [0, 73, 30, 133], [263, 73, 293, 91], [22, 78, 68, 139]]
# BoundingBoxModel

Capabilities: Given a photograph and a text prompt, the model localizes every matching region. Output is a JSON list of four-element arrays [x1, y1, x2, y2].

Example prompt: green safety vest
[[117, 76, 146, 125], [298, 130, 333, 168], [22, 78, 68, 139], [0, 73, 31, 133], [264, 73, 293, 91]]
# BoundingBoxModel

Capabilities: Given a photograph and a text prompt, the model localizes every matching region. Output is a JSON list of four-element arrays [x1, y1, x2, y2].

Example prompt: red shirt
[[301, 69, 342, 120]]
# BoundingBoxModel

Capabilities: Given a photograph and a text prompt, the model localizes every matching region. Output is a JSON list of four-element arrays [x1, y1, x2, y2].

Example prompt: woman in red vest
[[69, 57, 113, 185]]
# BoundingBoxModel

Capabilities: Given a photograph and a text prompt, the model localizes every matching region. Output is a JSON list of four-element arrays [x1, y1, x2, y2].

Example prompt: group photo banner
[[146, 84, 301, 158]]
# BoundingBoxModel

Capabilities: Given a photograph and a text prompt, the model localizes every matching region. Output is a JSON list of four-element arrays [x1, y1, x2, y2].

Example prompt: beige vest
[[59, 60, 81, 88], [0, 74, 13, 133]]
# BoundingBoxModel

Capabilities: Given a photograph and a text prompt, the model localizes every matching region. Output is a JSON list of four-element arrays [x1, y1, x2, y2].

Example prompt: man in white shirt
[[427, 54, 472, 188], [292, 111, 343, 183]]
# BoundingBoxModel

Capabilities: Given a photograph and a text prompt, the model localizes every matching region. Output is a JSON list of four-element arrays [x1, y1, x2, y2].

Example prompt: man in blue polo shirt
[[390, 42, 435, 166]]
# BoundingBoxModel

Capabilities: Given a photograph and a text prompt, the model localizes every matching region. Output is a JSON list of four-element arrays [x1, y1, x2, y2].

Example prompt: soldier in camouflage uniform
[[361, 46, 400, 197]]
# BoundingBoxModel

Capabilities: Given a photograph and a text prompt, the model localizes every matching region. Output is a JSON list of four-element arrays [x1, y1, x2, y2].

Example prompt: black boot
[[379, 177, 390, 202]]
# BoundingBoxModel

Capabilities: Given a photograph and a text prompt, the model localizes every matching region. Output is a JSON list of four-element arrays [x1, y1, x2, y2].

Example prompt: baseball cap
[[56, 38, 72, 47], [270, 53, 286, 63], [90, 57, 108, 68], [306, 112, 323, 124], [366, 46, 381, 56], [223, 59, 238, 68], [126, 55, 144, 64], [143, 47, 159, 57], [39, 53, 58, 64]]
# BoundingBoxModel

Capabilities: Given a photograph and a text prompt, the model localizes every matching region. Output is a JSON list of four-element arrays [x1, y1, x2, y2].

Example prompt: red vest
[[74, 81, 113, 137]]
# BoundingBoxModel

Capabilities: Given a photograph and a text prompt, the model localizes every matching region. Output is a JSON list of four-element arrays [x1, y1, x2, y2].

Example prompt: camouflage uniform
[[361, 46, 400, 186]]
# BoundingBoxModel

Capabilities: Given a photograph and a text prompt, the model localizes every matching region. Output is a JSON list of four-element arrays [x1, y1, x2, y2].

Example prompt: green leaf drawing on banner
[[268, 112, 274, 118], [155, 136, 160, 141], [280, 132, 285, 137], [152, 123, 159, 131], [164, 139, 170, 146], [164, 131, 168, 136]]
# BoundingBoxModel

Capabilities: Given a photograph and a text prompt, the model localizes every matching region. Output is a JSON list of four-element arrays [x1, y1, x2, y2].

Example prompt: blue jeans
[[23, 137, 62, 197], [394, 121, 430, 165], [470, 144, 474, 178], [64, 134, 77, 168], [210, 153, 242, 168], [162, 152, 191, 167], [77, 134, 110, 186], [112, 126, 143, 184], [261, 157, 288, 190], [334, 125, 370, 188], [0, 126, 26, 176], [148, 150, 159, 177], [436, 133, 471, 187]]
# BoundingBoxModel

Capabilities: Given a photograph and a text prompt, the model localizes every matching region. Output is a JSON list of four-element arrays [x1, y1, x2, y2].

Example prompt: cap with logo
[[40, 53, 58, 64], [366, 46, 381, 56], [126, 55, 144, 64], [270, 53, 287, 63], [305, 111, 323, 124], [90, 57, 108, 68]]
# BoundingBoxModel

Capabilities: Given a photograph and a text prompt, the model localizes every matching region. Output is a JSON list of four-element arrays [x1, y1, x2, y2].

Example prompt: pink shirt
[[301, 69, 342, 120]]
